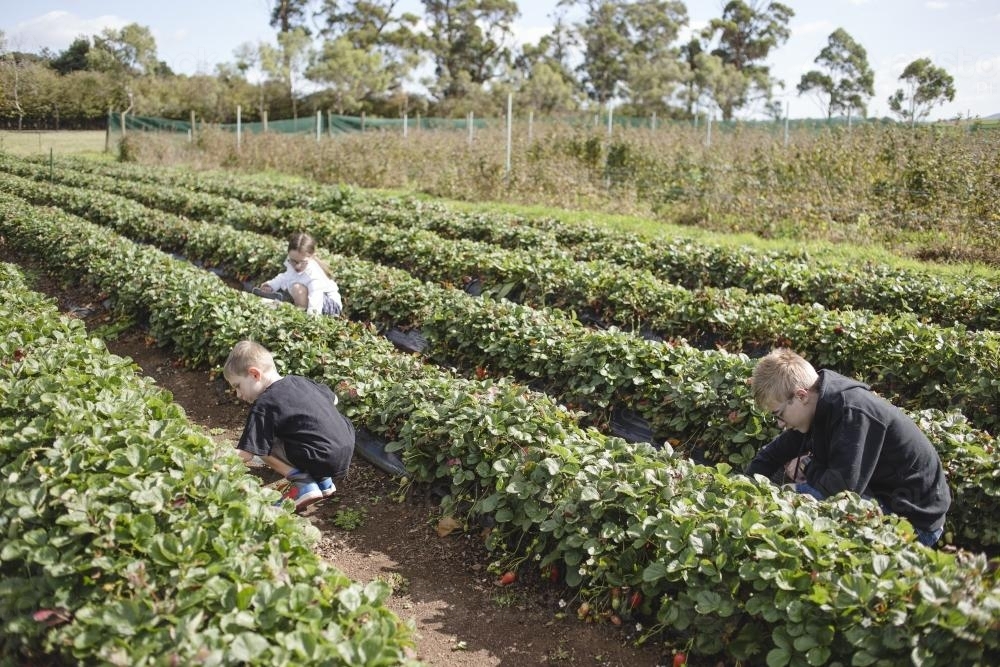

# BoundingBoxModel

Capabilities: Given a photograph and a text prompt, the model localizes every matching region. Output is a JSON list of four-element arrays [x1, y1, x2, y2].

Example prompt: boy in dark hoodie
[[746, 348, 951, 546]]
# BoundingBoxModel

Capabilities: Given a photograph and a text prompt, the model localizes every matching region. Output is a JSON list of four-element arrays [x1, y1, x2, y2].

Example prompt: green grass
[[0, 130, 111, 157]]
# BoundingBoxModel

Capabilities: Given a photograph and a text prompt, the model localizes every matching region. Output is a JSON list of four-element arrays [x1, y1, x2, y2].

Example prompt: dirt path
[[4, 247, 677, 666]]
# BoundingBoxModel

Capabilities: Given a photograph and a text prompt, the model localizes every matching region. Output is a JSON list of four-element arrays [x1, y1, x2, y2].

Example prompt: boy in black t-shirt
[[223, 340, 355, 512]]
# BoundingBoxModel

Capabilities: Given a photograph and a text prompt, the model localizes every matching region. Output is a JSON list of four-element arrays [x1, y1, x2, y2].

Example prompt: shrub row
[[0, 263, 416, 666], [3, 172, 998, 551], [42, 155, 1000, 331], [6, 158, 998, 435], [2, 195, 998, 666]]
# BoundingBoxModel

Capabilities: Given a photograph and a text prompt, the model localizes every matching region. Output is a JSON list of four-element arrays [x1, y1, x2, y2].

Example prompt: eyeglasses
[[771, 395, 795, 422]]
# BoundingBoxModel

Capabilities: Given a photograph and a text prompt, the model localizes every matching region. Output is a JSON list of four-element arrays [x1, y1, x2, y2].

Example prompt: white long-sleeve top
[[265, 258, 343, 316]]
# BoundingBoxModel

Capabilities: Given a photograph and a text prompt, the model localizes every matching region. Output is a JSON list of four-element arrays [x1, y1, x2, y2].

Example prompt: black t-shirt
[[237, 375, 355, 479]]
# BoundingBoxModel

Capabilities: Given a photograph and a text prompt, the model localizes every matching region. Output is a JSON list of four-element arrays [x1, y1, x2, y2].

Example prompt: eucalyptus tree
[[888, 57, 956, 126], [259, 27, 314, 119], [511, 14, 583, 114], [271, 0, 313, 35], [419, 0, 520, 108], [306, 37, 395, 113], [797, 28, 874, 119], [311, 0, 422, 111], [617, 0, 687, 116], [571, 0, 629, 106], [701, 0, 793, 119], [74, 23, 160, 115]]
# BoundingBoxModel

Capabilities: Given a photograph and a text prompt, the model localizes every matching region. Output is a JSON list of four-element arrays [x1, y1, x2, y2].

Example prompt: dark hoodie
[[746, 369, 951, 532]]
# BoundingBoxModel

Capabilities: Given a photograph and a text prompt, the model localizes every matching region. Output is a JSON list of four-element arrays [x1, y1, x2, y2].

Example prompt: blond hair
[[751, 348, 819, 408], [223, 340, 275, 380], [288, 231, 333, 279]]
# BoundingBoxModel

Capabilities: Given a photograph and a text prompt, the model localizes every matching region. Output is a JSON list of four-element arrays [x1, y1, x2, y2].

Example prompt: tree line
[[0, 0, 957, 130]]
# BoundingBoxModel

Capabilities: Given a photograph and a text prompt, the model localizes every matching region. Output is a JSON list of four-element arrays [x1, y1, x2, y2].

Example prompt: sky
[[2, 0, 999, 120]]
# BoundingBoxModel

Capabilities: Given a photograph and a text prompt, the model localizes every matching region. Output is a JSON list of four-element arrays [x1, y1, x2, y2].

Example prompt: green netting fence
[[108, 111, 491, 136]]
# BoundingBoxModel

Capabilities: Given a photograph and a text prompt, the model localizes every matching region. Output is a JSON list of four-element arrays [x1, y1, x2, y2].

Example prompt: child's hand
[[257, 283, 274, 293], [784, 455, 811, 483]]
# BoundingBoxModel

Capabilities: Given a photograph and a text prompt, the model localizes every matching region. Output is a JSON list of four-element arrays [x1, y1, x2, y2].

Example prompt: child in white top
[[254, 231, 342, 316]]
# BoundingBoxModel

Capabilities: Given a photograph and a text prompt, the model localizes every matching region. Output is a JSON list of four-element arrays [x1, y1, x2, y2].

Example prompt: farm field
[[1, 150, 999, 666], [0, 248, 663, 666], [0, 129, 108, 157]]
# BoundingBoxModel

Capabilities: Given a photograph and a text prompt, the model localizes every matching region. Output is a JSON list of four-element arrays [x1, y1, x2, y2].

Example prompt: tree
[[797, 28, 874, 118], [419, 0, 520, 106], [259, 27, 313, 118], [888, 57, 955, 126], [574, 0, 631, 105], [512, 15, 583, 114], [306, 36, 393, 113], [702, 0, 794, 119], [270, 0, 312, 35], [618, 0, 687, 115], [88, 24, 159, 76], [50, 37, 92, 75], [313, 0, 422, 106]]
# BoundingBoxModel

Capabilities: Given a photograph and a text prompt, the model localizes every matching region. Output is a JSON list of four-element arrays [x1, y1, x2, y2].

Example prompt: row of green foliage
[[0, 264, 417, 666], [117, 124, 1000, 266], [2, 193, 998, 666], [9, 157, 997, 435], [52, 155, 1000, 331], [3, 170, 997, 552]]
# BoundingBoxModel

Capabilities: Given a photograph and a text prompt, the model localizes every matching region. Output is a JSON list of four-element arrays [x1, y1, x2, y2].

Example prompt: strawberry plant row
[[3, 195, 1000, 665], [0, 263, 415, 666], [4, 173, 998, 552], [41, 155, 1000, 331], [7, 160, 998, 435]]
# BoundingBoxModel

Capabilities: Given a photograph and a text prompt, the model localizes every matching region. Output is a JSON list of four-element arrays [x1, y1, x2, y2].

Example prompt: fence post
[[651, 111, 656, 131], [263, 109, 268, 133], [784, 102, 790, 147], [236, 105, 242, 150], [316, 110, 322, 142], [190, 110, 197, 140], [468, 111, 474, 145], [705, 112, 712, 147], [361, 112, 366, 132], [105, 107, 112, 152], [607, 103, 613, 137], [403, 113, 408, 138], [505, 93, 513, 178]]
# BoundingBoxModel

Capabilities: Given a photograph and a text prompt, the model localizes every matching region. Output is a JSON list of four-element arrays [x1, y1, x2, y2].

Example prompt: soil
[[2, 247, 685, 667]]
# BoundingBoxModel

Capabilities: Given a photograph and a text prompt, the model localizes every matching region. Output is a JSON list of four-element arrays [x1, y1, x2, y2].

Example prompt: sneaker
[[317, 477, 336, 497], [278, 480, 324, 511]]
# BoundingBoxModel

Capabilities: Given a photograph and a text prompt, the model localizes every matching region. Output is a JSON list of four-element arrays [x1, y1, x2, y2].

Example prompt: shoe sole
[[293, 490, 325, 513]]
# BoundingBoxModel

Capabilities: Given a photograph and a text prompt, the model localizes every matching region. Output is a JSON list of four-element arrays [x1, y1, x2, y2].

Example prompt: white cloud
[[925, 1, 949, 9], [9, 11, 128, 52]]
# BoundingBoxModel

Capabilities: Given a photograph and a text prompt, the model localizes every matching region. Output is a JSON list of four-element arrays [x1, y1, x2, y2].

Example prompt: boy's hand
[[784, 455, 811, 483]]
